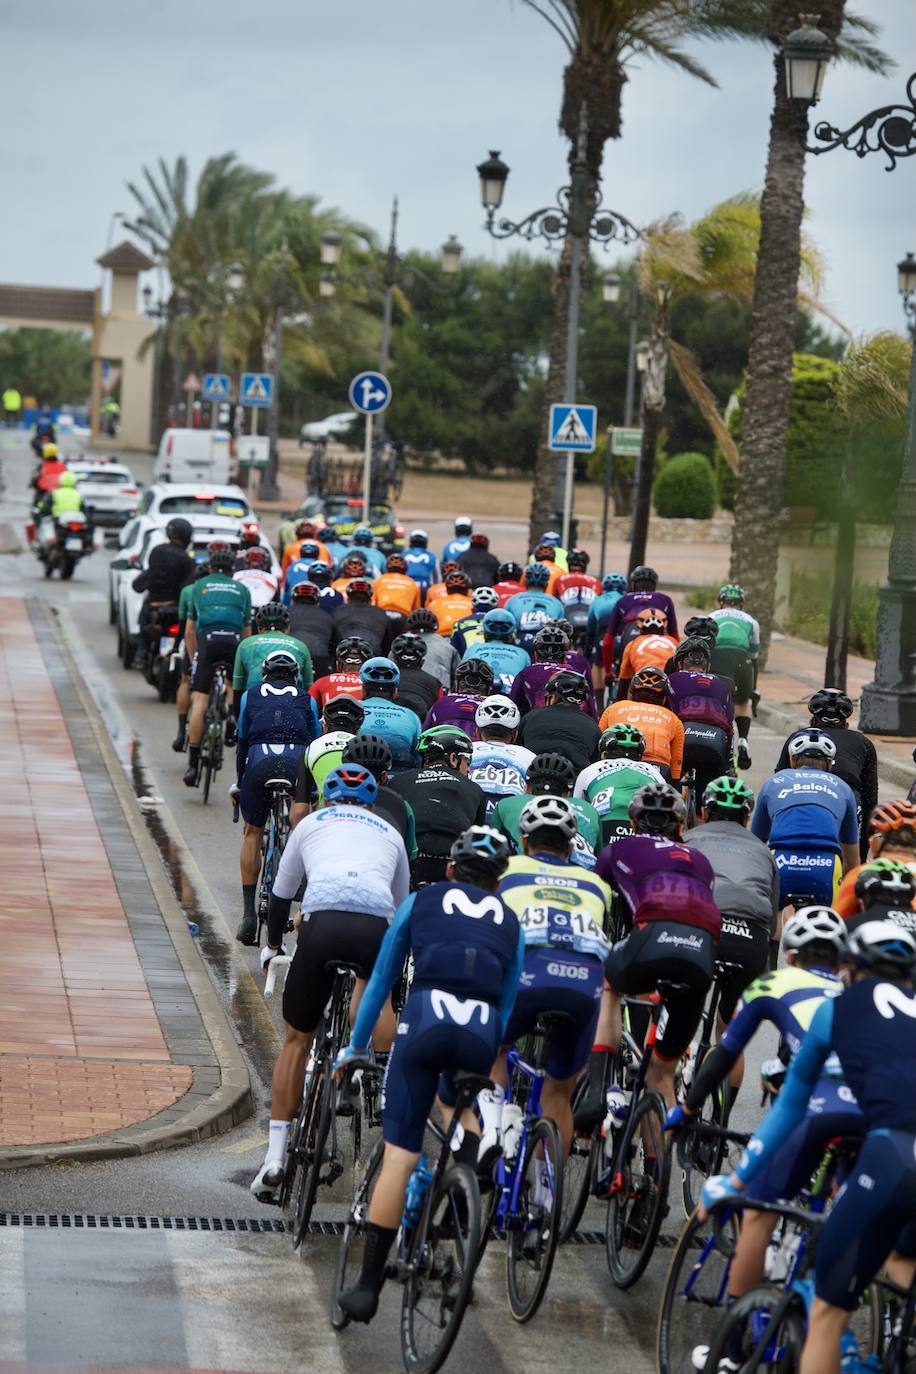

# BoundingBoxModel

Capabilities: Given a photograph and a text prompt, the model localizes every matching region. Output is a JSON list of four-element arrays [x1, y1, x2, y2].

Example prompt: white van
[[153, 428, 235, 484]]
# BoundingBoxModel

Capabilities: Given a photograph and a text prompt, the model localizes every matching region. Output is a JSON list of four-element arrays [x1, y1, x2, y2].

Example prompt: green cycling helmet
[[718, 583, 745, 605], [702, 775, 755, 815], [599, 723, 646, 759], [418, 725, 473, 761]]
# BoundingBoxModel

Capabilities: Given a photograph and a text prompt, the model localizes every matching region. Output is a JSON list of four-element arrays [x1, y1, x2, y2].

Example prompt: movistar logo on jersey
[[431, 991, 490, 1025], [442, 888, 505, 924], [874, 984, 916, 1020]]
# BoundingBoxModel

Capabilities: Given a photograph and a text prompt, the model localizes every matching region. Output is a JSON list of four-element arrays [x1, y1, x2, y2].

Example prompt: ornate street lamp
[[899, 252, 916, 325], [441, 235, 464, 276], [602, 272, 621, 305], [782, 14, 833, 104], [319, 229, 343, 268]]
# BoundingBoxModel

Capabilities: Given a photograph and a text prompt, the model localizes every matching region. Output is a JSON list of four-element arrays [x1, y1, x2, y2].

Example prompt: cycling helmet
[[341, 553, 368, 577], [456, 657, 495, 694], [854, 860, 916, 908], [345, 578, 373, 600], [209, 548, 235, 575], [533, 624, 567, 661], [481, 608, 516, 642], [352, 526, 373, 546], [846, 919, 916, 973], [336, 636, 373, 668], [308, 560, 331, 581], [409, 529, 428, 547], [703, 775, 755, 816], [449, 825, 511, 881], [540, 531, 562, 547], [295, 520, 318, 539], [534, 543, 557, 563], [629, 665, 670, 703], [239, 520, 261, 546], [244, 546, 271, 570], [603, 573, 628, 593], [545, 669, 589, 704], [418, 725, 473, 762], [322, 764, 378, 807], [165, 517, 193, 546], [628, 784, 687, 835], [523, 562, 550, 589], [553, 619, 573, 641], [441, 561, 460, 576], [718, 583, 745, 606], [567, 548, 590, 571], [787, 728, 837, 763], [315, 525, 334, 543], [445, 569, 471, 593], [42, 442, 59, 459], [390, 633, 427, 668], [207, 539, 232, 557], [296, 541, 320, 562], [869, 800, 916, 837], [261, 649, 300, 682], [359, 656, 400, 687], [475, 694, 521, 732], [599, 724, 646, 760], [498, 561, 523, 582], [808, 688, 854, 726], [684, 615, 719, 644], [519, 794, 578, 842], [386, 553, 408, 574], [635, 608, 668, 633], [629, 565, 659, 591], [470, 533, 490, 549], [407, 608, 439, 634], [342, 732, 392, 778], [673, 637, 711, 671], [526, 752, 576, 796], [455, 517, 472, 533], [322, 695, 365, 732], [782, 906, 847, 955], [471, 586, 500, 612], [291, 581, 319, 604], [254, 602, 291, 632]]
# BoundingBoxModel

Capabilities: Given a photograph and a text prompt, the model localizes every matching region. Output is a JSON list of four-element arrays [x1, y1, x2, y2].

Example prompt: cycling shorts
[[815, 1127, 916, 1310], [604, 921, 714, 1061], [682, 723, 731, 794], [282, 909, 387, 1033], [716, 917, 771, 1023], [239, 746, 304, 828], [503, 947, 604, 1079], [744, 1079, 862, 1208], [771, 847, 842, 907], [381, 987, 501, 1151], [191, 628, 241, 694], [710, 646, 754, 702]]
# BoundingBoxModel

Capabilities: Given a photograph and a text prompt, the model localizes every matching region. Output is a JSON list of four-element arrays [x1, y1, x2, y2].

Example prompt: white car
[[298, 410, 357, 444], [68, 457, 141, 527]]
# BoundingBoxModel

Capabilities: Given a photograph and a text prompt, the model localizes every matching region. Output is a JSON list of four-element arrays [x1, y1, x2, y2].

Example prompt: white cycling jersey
[[469, 741, 535, 797], [234, 568, 280, 609], [273, 804, 410, 918]]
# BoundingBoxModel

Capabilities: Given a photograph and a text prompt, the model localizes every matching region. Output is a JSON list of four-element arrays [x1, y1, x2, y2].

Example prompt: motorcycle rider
[[132, 518, 196, 672]]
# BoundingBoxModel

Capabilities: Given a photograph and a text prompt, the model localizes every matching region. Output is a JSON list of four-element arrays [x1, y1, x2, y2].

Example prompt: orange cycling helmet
[[868, 799, 916, 836]]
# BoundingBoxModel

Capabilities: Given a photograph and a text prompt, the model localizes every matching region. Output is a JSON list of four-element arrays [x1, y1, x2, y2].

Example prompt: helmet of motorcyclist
[[240, 520, 261, 546], [58, 470, 76, 488], [165, 517, 193, 547]]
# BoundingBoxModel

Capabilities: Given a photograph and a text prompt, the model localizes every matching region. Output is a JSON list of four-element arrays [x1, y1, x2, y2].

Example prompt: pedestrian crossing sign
[[549, 403, 597, 452], [240, 372, 274, 407]]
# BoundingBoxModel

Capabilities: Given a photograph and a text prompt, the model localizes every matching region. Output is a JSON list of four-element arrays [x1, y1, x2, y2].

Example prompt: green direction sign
[[610, 427, 642, 456]]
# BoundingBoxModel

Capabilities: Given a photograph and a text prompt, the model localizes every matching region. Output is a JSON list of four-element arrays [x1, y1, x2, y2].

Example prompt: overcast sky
[[1, 0, 914, 340]]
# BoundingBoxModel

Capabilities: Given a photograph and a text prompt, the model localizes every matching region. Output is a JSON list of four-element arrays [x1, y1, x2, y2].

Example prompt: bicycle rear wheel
[[559, 1124, 597, 1244], [330, 1137, 384, 1330], [401, 1161, 481, 1374], [279, 1056, 322, 1219], [606, 1090, 671, 1289], [704, 1283, 805, 1373], [656, 1207, 739, 1374], [293, 1063, 334, 1246], [505, 1118, 564, 1323], [680, 1092, 730, 1217]]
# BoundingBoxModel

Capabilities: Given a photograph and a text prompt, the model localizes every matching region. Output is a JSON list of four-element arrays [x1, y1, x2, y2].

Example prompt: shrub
[[652, 452, 717, 519], [715, 449, 737, 511]]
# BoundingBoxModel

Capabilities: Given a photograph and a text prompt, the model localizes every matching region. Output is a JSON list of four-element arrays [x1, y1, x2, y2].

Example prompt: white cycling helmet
[[782, 905, 847, 955], [471, 586, 500, 611], [519, 794, 578, 841], [847, 919, 916, 972], [787, 728, 837, 762], [475, 694, 521, 731]]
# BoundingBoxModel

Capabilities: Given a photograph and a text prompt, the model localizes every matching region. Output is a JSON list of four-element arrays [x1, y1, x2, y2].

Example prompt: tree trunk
[[825, 495, 856, 691], [529, 233, 573, 549]]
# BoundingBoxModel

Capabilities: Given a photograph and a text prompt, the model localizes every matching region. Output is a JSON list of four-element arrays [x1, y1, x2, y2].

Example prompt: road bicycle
[[256, 777, 293, 943], [196, 661, 231, 803]]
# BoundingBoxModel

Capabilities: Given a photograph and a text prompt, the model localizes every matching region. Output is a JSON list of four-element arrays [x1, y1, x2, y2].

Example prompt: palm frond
[[622, 29, 718, 86], [833, 330, 912, 421], [669, 338, 739, 470], [834, 35, 893, 75], [518, 0, 576, 51], [798, 290, 849, 336]]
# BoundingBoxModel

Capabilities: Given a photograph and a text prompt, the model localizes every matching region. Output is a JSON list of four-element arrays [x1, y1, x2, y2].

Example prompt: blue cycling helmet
[[352, 525, 373, 545], [603, 573, 628, 593], [482, 608, 516, 642], [308, 559, 331, 581], [524, 562, 550, 589], [449, 825, 511, 881], [322, 764, 378, 807], [540, 530, 561, 546], [359, 656, 400, 686]]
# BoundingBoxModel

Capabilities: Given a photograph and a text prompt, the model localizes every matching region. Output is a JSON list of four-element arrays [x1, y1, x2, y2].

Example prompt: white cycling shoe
[[250, 1160, 284, 1204], [691, 1347, 739, 1373], [476, 1126, 502, 1178]]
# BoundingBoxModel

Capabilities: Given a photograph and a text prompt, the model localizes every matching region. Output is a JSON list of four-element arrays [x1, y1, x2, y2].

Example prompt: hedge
[[652, 452, 717, 519]]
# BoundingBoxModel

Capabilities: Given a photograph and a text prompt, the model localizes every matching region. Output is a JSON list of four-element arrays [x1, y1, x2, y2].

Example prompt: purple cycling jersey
[[509, 661, 598, 719], [605, 591, 678, 641], [667, 671, 734, 733], [421, 692, 482, 740], [596, 834, 721, 937]]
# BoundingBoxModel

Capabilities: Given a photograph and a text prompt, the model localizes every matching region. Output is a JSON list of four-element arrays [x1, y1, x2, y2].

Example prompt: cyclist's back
[[576, 756, 666, 844], [271, 800, 409, 924], [599, 697, 684, 781], [753, 749, 858, 906]]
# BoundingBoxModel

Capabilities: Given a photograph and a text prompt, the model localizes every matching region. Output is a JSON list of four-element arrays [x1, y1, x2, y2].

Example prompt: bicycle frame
[[488, 1043, 548, 1233]]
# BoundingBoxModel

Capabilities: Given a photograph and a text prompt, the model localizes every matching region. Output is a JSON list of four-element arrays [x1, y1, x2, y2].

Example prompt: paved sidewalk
[[0, 598, 250, 1162]]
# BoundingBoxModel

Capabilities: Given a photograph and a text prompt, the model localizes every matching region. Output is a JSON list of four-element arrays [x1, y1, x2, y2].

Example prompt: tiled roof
[[96, 240, 155, 272], [0, 284, 95, 324]]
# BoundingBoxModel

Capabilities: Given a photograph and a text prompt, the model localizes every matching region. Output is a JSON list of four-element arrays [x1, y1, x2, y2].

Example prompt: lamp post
[[476, 114, 640, 547], [598, 271, 642, 569], [900, 252, 916, 335], [211, 263, 245, 429], [782, 19, 916, 731], [258, 241, 289, 502]]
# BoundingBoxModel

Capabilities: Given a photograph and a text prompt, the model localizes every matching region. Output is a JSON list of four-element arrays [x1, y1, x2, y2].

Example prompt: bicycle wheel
[[278, 1058, 322, 1216], [505, 1117, 564, 1323], [680, 1092, 730, 1217], [330, 1136, 384, 1330], [401, 1161, 481, 1374], [606, 1089, 672, 1289], [293, 1063, 334, 1246], [656, 1207, 739, 1374], [704, 1284, 805, 1373], [200, 722, 216, 804], [559, 1125, 597, 1244]]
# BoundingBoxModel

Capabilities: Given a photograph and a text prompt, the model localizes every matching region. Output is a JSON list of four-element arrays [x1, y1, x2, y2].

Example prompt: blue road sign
[[348, 371, 392, 415], [549, 403, 597, 452], [203, 373, 230, 402], [240, 372, 274, 407]]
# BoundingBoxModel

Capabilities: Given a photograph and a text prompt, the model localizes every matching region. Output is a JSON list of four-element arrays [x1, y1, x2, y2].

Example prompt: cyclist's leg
[[184, 632, 216, 780], [236, 753, 273, 943], [713, 919, 770, 1090], [173, 644, 190, 751], [349, 975, 396, 1052]]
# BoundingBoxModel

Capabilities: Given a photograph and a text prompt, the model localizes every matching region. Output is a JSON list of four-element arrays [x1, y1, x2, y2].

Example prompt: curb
[[0, 604, 255, 1170], [756, 698, 914, 792]]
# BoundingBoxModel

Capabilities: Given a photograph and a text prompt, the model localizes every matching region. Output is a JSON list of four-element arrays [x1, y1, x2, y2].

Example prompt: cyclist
[[131, 516, 195, 674], [233, 545, 279, 609], [232, 650, 320, 944], [598, 666, 684, 781], [402, 528, 439, 596], [252, 764, 410, 1203], [388, 727, 486, 884], [752, 729, 860, 914], [332, 825, 522, 1323], [598, 784, 720, 1109], [667, 636, 736, 794], [171, 560, 212, 753], [294, 559, 344, 613], [183, 547, 253, 788], [481, 795, 611, 1163], [615, 608, 678, 700], [504, 563, 564, 653], [709, 583, 758, 769], [404, 608, 458, 690], [388, 634, 442, 720], [530, 540, 563, 595], [308, 636, 370, 709], [457, 531, 500, 588], [847, 859, 916, 934], [776, 688, 878, 859], [289, 695, 365, 824], [553, 615, 593, 681], [587, 572, 628, 659], [281, 543, 320, 602], [280, 520, 332, 574], [491, 559, 526, 608], [330, 578, 395, 655], [333, 551, 375, 595], [350, 525, 387, 576], [492, 751, 601, 870], [574, 724, 667, 847], [431, 568, 474, 638], [685, 776, 779, 1057], [342, 733, 418, 861], [602, 565, 679, 686], [421, 657, 495, 740], [517, 669, 601, 774], [702, 920, 916, 1374], [835, 799, 916, 916], [231, 602, 313, 696], [424, 560, 460, 608], [358, 658, 421, 772], [468, 695, 535, 819], [466, 608, 530, 690], [511, 623, 596, 718], [287, 583, 336, 679], [441, 515, 474, 564], [553, 547, 602, 606], [449, 585, 500, 657], [372, 553, 421, 618]]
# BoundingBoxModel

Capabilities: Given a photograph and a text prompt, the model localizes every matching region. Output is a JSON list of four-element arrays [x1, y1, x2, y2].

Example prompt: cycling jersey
[[683, 821, 779, 932], [598, 701, 684, 779], [457, 547, 500, 587], [422, 691, 484, 740], [618, 634, 679, 683], [388, 763, 486, 859], [358, 699, 421, 770], [348, 545, 387, 576], [597, 834, 721, 937], [283, 558, 342, 607], [330, 603, 394, 656], [667, 670, 734, 732], [491, 578, 525, 608], [294, 730, 352, 804], [722, 964, 844, 1062], [235, 681, 319, 785], [517, 704, 601, 775], [604, 591, 679, 643], [394, 666, 442, 720], [412, 631, 458, 690], [586, 590, 623, 656], [233, 567, 278, 609], [709, 606, 759, 653], [281, 538, 333, 574], [188, 573, 252, 633], [308, 671, 363, 707], [468, 741, 535, 801], [491, 793, 601, 870], [441, 534, 472, 563], [372, 572, 421, 617], [775, 727, 878, 841], [575, 758, 666, 842], [231, 632, 314, 694], [553, 571, 602, 605], [752, 768, 859, 853], [432, 593, 474, 637], [450, 614, 486, 657], [499, 853, 612, 960], [466, 641, 530, 692], [287, 605, 336, 678], [836, 857, 916, 918], [402, 547, 439, 591], [510, 662, 598, 718], [503, 591, 564, 650]]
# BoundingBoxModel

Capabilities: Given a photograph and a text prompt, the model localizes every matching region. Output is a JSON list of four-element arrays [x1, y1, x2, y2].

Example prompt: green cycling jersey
[[232, 631, 314, 693]]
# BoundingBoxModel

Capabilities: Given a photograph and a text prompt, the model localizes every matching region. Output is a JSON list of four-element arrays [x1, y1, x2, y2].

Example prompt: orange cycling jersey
[[281, 539, 333, 574], [835, 855, 916, 918], [434, 594, 474, 637], [373, 572, 421, 617], [619, 634, 679, 682], [598, 700, 684, 780], [426, 581, 449, 606]]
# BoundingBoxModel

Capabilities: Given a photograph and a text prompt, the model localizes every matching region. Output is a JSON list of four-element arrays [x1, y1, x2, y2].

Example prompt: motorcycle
[[34, 511, 93, 580], [142, 603, 181, 702]]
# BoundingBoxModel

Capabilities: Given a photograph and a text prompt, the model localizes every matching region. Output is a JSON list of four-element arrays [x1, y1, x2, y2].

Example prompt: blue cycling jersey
[[441, 535, 472, 564], [282, 559, 320, 605], [359, 698, 421, 769], [751, 768, 859, 853], [466, 641, 531, 691], [720, 964, 843, 1062], [468, 740, 534, 798], [236, 681, 319, 784], [503, 592, 564, 647], [404, 547, 439, 589]]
